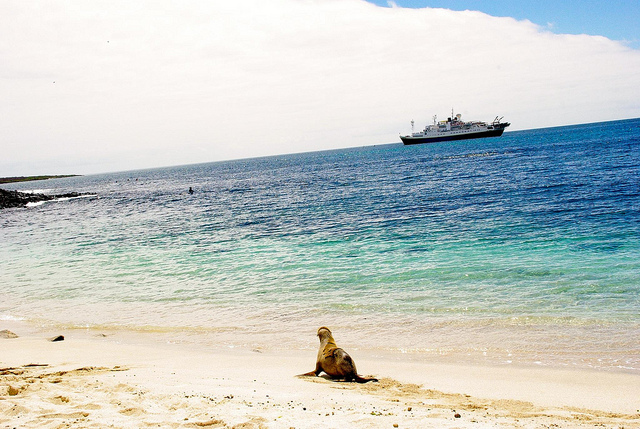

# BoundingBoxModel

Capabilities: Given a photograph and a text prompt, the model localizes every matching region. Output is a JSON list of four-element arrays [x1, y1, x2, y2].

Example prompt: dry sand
[[1, 329, 639, 428]]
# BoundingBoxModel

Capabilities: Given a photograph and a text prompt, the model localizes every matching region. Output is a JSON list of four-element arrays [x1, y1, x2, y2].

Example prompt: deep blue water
[[2, 118, 639, 371]]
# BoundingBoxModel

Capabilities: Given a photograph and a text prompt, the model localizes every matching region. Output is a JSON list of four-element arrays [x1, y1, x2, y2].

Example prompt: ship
[[400, 110, 510, 145]]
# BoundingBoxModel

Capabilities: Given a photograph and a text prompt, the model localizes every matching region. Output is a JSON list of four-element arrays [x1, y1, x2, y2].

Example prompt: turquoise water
[[2, 119, 639, 371]]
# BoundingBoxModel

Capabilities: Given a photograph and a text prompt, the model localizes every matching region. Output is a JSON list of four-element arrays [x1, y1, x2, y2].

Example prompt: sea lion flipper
[[298, 361, 323, 377], [354, 375, 378, 383]]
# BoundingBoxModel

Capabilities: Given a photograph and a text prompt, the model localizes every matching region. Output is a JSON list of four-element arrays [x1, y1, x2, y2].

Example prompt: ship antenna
[[411, 119, 414, 133], [433, 115, 437, 125]]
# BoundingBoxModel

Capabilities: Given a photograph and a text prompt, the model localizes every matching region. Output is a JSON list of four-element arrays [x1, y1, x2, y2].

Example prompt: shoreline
[[2, 324, 639, 428], [0, 175, 80, 184], [2, 309, 637, 375]]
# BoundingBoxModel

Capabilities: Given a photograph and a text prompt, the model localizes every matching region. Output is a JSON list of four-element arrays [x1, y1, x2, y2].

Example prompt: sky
[[369, 1, 640, 48], [1, 0, 640, 176]]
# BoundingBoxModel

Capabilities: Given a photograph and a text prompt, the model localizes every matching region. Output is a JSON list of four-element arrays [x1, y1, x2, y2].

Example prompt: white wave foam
[[22, 189, 52, 194], [25, 194, 96, 208], [0, 314, 25, 321]]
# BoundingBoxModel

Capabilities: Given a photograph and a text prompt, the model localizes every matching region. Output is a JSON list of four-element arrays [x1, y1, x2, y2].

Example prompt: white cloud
[[1, 0, 639, 175]]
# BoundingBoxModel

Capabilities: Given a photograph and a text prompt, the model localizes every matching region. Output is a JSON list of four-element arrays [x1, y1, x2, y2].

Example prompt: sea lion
[[300, 326, 377, 383]]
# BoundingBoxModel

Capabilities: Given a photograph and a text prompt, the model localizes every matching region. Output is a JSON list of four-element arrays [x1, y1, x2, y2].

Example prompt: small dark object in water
[[49, 335, 65, 342], [188, 187, 194, 194]]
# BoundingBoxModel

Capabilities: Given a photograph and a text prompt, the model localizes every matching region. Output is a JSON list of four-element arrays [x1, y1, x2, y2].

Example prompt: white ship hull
[[401, 112, 510, 145]]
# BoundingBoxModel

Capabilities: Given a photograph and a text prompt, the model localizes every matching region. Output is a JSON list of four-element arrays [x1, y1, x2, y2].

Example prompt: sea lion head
[[317, 326, 332, 338]]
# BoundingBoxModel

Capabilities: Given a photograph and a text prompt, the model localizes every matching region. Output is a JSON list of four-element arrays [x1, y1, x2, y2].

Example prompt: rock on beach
[[0, 330, 19, 339]]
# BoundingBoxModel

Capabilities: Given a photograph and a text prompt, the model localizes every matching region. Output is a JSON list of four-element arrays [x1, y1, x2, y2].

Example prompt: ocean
[[2, 119, 639, 373]]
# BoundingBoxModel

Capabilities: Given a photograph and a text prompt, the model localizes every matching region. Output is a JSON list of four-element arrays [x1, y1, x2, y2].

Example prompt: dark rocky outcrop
[[0, 189, 85, 209]]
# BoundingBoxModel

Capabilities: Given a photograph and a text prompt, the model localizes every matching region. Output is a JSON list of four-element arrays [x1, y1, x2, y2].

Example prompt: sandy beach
[[2, 325, 639, 429]]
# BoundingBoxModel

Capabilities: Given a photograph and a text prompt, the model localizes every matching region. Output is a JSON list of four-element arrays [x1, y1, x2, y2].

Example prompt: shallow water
[[2, 119, 639, 372]]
